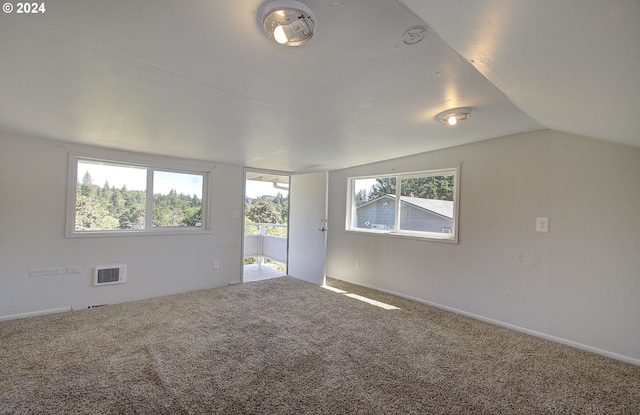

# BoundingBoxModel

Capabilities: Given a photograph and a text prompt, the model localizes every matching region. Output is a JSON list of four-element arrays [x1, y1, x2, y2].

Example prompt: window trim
[[66, 153, 211, 238], [345, 166, 460, 243]]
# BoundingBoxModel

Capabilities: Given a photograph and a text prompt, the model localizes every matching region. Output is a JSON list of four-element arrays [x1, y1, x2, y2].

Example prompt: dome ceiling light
[[262, 0, 316, 46], [437, 108, 471, 126]]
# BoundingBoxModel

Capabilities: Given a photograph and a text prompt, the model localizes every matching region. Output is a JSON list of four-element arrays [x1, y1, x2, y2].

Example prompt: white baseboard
[[327, 276, 640, 367], [0, 307, 71, 322]]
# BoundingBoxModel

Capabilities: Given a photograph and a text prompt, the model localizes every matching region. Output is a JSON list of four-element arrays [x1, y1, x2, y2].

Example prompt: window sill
[[345, 228, 458, 244], [65, 227, 212, 238]]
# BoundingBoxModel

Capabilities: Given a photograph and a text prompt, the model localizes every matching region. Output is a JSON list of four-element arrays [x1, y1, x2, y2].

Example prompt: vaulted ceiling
[[1, 0, 638, 172]]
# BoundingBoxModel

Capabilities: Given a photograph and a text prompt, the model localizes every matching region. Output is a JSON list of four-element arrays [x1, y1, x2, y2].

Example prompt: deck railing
[[244, 223, 287, 264]]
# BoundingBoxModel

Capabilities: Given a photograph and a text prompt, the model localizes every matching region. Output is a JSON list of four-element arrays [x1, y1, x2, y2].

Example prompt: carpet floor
[[1, 276, 638, 414]]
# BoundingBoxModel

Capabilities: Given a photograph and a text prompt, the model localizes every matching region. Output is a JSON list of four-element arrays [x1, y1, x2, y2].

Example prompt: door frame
[[241, 168, 291, 282]]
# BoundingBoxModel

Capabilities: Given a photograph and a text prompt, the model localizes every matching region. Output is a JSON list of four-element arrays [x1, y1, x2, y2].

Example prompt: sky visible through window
[[78, 162, 203, 198], [245, 180, 288, 198], [245, 177, 373, 199], [354, 178, 377, 193]]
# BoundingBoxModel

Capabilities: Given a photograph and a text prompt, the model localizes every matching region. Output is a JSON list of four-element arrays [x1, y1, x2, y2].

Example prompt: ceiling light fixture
[[437, 108, 471, 126], [262, 0, 316, 46]]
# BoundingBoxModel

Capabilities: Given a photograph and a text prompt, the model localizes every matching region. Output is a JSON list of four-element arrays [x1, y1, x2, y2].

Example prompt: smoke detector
[[402, 27, 426, 45]]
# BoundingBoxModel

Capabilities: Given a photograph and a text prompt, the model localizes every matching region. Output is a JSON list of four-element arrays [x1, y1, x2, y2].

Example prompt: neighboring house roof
[[357, 194, 453, 219], [398, 196, 453, 219]]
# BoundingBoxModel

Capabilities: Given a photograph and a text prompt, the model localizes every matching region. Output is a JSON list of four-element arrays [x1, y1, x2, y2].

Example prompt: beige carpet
[[1, 276, 638, 414]]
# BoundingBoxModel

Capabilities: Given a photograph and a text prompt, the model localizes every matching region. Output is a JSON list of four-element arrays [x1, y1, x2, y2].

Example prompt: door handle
[[318, 219, 328, 232]]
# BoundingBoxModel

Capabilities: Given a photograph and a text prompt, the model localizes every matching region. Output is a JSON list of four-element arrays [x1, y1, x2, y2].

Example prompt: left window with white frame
[[66, 154, 210, 237]]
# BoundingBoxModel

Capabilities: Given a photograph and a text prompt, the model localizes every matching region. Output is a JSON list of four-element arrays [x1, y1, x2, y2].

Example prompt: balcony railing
[[244, 223, 287, 265]]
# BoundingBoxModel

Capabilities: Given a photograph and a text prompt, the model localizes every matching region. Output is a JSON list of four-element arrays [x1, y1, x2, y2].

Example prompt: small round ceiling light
[[437, 108, 471, 126], [262, 0, 316, 46]]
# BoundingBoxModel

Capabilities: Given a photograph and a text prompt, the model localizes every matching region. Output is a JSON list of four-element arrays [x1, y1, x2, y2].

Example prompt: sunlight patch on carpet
[[322, 284, 400, 309], [344, 293, 400, 310], [321, 285, 347, 294]]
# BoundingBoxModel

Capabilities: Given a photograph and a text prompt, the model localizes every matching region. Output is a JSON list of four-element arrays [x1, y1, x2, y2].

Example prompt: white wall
[[3, 130, 638, 363], [0, 133, 244, 318], [326, 130, 640, 364]]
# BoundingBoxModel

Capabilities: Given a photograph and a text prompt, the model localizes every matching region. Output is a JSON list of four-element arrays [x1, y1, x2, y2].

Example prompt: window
[[66, 154, 210, 237], [346, 167, 459, 242]]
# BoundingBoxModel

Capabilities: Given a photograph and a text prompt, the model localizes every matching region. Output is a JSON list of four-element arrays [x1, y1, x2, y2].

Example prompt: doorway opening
[[243, 170, 290, 282]]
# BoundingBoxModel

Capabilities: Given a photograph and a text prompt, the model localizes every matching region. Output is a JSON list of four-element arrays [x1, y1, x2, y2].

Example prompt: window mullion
[[145, 169, 154, 230], [394, 176, 401, 232]]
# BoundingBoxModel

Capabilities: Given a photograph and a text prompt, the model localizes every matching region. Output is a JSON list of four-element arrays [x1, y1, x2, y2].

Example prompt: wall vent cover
[[94, 264, 126, 286]]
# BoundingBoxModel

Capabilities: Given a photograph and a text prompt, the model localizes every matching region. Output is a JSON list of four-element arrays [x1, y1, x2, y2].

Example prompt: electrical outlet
[[67, 266, 82, 274], [536, 217, 549, 232], [214, 260, 220, 270], [30, 268, 46, 277]]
